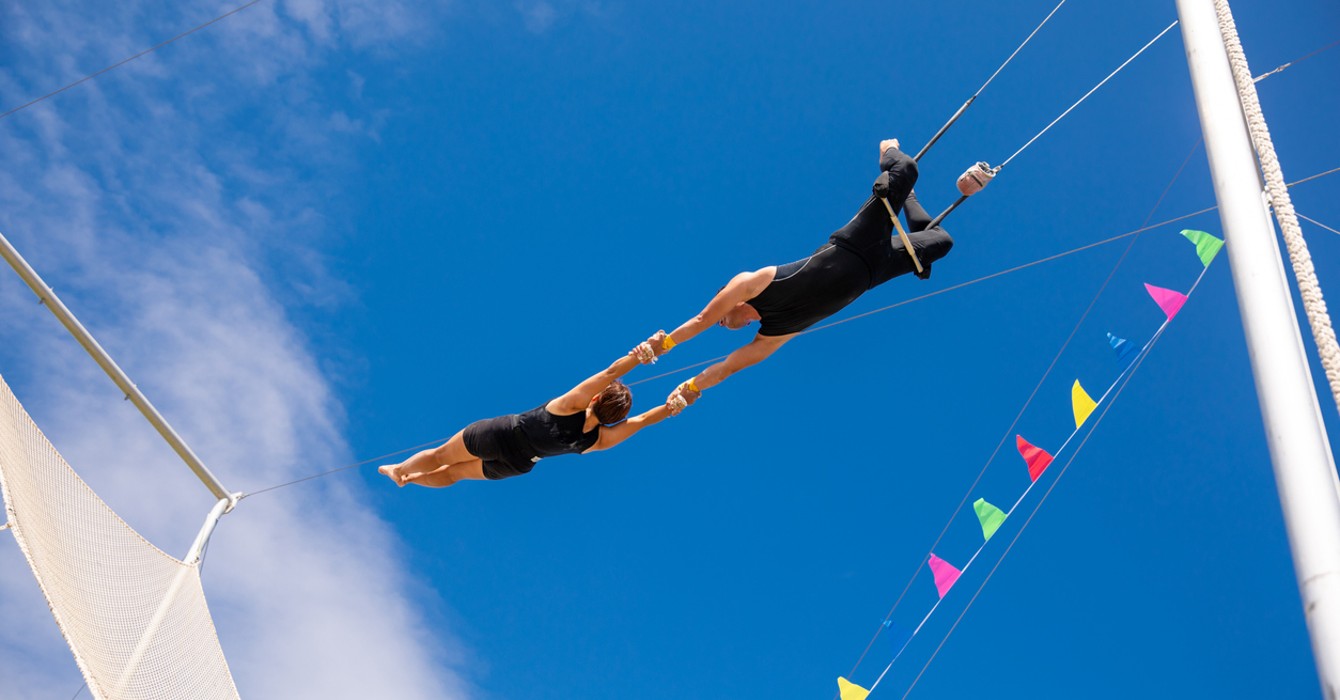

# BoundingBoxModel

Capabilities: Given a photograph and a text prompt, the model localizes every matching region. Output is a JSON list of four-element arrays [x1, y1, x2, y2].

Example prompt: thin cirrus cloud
[[0, 1, 471, 697]]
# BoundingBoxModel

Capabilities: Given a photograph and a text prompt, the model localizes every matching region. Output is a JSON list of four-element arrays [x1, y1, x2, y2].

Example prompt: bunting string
[[848, 258, 1217, 699], [895, 265, 1213, 699], [834, 139, 1206, 686]]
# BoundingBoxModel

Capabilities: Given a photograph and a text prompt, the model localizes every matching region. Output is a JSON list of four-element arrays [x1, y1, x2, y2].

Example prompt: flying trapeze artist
[[637, 139, 959, 413], [380, 332, 672, 487]]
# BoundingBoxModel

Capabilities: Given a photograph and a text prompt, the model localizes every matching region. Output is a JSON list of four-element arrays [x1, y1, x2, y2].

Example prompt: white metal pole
[[1177, 1, 1340, 695], [0, 230, 234, 503]]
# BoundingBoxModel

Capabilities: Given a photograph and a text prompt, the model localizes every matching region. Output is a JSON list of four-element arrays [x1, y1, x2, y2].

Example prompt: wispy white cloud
[[513, 0, 616, 35], [517, 1, 560, 34], [0, 2, 471, 697]]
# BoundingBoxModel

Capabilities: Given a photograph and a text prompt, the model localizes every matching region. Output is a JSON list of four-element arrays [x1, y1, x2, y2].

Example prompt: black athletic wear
[[461, 404, 599, 480], [747, 147, 954, 337], [516, 404, 599, 458]]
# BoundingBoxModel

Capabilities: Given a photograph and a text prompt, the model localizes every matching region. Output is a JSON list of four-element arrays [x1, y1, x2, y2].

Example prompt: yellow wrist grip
[[662, 336, 678, 351]]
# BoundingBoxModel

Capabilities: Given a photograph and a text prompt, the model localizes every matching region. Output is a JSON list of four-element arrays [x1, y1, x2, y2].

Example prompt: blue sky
[[1, 1, 1338, 698]]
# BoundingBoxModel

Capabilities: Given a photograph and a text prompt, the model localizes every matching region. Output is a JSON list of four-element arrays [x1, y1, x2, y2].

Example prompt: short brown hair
[[592, 380, 632, 424]]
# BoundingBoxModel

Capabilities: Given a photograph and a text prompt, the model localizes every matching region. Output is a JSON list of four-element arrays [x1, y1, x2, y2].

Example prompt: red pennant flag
[[1016, 435, 1054, 482]]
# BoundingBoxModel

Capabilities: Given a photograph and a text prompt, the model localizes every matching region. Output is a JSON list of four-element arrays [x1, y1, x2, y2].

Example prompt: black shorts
[[462, 415, 539, 480]]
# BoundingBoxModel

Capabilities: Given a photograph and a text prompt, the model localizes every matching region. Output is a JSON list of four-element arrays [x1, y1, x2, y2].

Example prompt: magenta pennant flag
[[1145, 283, 1188, 321], [928, 553, 962, 598], [1016, 435, 1054, 482]]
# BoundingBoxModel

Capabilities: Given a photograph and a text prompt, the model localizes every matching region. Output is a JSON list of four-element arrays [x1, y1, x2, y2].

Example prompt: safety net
[[0, 373, 238, 700]]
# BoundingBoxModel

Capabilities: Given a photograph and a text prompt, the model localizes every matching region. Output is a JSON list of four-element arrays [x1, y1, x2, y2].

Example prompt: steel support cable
[[240, 437, 450, 499], [1253, 38, 1340, 83], [1297, 213, 1340, 237], [0, 0, 264, 123], [913, 0, 1069, 163], [630, 159, 1337, 389], [242, 165, 1338, 500], [836, 139, 1202, 687], [1215, 0, 1340, 416]]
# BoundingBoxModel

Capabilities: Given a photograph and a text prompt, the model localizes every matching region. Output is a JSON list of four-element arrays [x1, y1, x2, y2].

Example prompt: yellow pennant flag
[[837, 677, 870, 700], [1072, 380, 1097, 428]]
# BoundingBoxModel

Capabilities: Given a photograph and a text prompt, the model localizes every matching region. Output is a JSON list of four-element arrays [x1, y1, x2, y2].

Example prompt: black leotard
[[746, 147, 954, 337], [461, 404, 598, 480], [516, 404, 599, 458]]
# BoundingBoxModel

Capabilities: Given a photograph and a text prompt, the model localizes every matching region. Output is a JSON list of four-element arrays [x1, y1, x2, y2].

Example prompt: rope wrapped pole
[[1179, 1, 1340, 696], [1213, 0, 1340, 416]]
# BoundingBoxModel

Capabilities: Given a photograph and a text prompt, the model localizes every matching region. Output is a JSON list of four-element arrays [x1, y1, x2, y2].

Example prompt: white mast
[[1176, 0, 1340, 695]]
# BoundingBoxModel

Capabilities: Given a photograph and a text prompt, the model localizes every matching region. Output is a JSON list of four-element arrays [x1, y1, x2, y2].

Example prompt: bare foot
[[378, 464, 406, 487]]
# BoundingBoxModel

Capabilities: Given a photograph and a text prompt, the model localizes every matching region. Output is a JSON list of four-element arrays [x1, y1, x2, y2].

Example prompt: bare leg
[[406, 460, 488, 488], [379, 430, 477, 486]]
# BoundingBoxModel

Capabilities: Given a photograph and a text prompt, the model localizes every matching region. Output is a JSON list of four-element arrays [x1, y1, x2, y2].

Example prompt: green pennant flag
[[974, 498, 1007, 541], [1181, 229, 1224, 267]]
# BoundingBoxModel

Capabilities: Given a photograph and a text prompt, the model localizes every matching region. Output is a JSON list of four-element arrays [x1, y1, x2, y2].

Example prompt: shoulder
[[544, 398, 585, 417], [732, 268, 776, 297]]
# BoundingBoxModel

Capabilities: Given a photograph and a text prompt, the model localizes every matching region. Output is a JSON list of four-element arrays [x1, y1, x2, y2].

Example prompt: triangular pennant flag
[[1181, 229, 1224, 267], [1016, 435, 1054, 481], [837, 677, 870, 700], [928, 553, 962, 598], [884, 620, 912, 654], [1145, 283, 1188, 321], [1072, 380, 1098, 428], [974, 498, 1007, 540], [1107, 332, 1141, 367]]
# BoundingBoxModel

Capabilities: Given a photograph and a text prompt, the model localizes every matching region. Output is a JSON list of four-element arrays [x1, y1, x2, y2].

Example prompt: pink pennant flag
[[1145, 283, 1188, 321], [1016, 435, 1054, 482], [928, 553, 962, 598]]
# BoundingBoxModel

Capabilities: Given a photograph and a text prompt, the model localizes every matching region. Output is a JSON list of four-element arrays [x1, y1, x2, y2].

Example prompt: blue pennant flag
[[884, 620, 912, 655], [1107, 332, 1141, 367]]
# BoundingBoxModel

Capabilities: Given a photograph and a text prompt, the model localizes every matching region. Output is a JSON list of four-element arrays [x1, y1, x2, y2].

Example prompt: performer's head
[[719, 302, 761, 330], [591, 380, 633, 424]]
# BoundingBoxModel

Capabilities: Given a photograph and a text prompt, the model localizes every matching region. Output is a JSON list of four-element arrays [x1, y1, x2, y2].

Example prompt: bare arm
[[666, 333, 793, 414], [586, 405, 672, 452], [665, 269, 773, 347], [549, 331, 666, 414]]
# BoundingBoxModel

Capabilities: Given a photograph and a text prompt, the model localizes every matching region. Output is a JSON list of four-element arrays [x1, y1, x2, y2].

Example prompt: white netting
[[0, 374, 239, 700]]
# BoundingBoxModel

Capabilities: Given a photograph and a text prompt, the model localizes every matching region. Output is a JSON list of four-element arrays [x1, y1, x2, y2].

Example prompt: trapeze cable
[[998, 20, 1179, 170], [913, 0, 1069, 162], [923, 19, 1181, 231], [0, 0, 263, 123]]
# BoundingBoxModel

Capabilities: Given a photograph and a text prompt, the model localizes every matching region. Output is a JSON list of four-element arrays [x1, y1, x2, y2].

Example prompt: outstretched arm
[[550, 331, 667, 414], [587, 405, 672, 452], [665, 333, 793, 414], [665, 269, 773, 347]]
